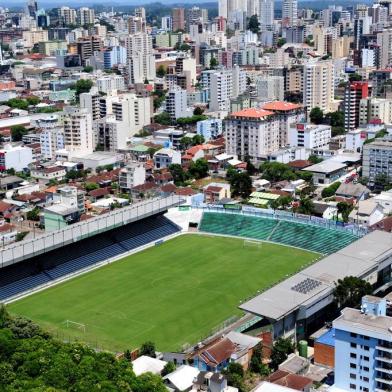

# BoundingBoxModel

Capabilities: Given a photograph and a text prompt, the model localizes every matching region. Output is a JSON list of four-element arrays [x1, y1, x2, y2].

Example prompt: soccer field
[[8, 234, 319, 352]]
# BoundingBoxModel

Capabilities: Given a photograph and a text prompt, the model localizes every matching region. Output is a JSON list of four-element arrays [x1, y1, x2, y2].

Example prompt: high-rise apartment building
[[282, 0, 298, 27], [166, 86, 189, 121], [62, 107, 94, 156], [94, 116, 129, 151], [344, 81, 370, 132], [362, 138, 392, 183], [126, 32, 155, 84], [259, 0, 274, 31], [172, 8, 185, 31], [59, 7, 77, 25], [77, 7, 95, 26], [333, 295, 392, 392], [255, 76, 284, 101], [303, 61, 335, 114], [377, 29, 392, 68], [76, 36, 103, 66]]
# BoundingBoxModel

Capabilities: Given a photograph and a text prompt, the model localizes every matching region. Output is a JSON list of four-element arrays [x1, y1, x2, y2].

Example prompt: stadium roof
[[240, 230, 392, 321]]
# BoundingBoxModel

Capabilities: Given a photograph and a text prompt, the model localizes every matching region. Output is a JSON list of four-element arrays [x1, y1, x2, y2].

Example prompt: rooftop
[[230, 108, 274, 119], [305, 160, 347, 174], [240, 231, 392, 321], [262, 101, 303, 112]]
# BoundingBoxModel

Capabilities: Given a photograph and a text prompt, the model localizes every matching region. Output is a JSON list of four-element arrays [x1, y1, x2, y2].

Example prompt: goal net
[[243, 240, 262, 249], [63, 320, 86, 333]]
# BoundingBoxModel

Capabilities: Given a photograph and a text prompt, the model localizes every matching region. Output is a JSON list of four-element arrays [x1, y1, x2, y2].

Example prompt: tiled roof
[[160, 183, 176, 193], [230, 108, 274, 119], [262, 101, 302, 112], [88, 187, 110, 198], [0, 201, 12, 213], [199, 338, 236, 366], [175, 187, 196, 196]]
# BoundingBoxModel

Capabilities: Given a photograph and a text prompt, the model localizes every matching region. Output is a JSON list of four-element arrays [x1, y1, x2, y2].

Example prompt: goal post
[[63, 320, 86, 333], [243, 239, 262, 249]]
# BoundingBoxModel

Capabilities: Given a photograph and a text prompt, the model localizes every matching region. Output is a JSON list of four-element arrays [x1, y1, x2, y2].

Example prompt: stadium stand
[[0, 215, 180, 301], [199, 212, 360, 254]]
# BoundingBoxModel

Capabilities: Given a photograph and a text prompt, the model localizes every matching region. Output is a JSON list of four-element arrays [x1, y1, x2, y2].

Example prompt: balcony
[[377, 346, 392, 354], [375, 377, 392, 386], [376, 356, 392, 364]]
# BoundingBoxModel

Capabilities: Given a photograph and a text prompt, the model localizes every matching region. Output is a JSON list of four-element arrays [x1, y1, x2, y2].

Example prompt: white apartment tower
[[166, 86, 189, 121], [303, 61, 335, 114], [59, 7, 77, 25], [126, 32, 156, 84], [77, 7, 95, 25], [282, 0, 298, 27], [259, 0, 274, 31], [62, 107, 94, 156]]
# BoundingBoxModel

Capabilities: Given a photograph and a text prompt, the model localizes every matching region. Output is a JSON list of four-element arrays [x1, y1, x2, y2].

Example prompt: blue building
[[103, 46, 127, 70], [196, 119, 223, 141], [332, 295, 392, 392]]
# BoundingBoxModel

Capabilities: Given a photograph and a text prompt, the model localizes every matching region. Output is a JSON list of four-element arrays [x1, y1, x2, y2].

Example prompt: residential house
[[303, 161, 347, 185], [370, 216, 392, 232], [193, 372, 238, 392], [182, 145, 205, 164], [163, 365, 200, 392], [30, 165, 66, 183], [203, 183, 231, 203], [348, 199, 385, 226], [266, 371, 313, 392], [374, 189, 392, 214], [335, 182, 370, 202], [154, 148, 181, 169]]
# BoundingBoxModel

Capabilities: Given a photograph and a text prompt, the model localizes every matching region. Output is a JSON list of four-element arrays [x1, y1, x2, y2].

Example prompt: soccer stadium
[[3, 196, 392, 352]]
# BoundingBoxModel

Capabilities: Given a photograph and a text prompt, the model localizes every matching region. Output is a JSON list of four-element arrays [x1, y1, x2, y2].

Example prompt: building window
[[350, 374, 356, 379], [350, 384, 356, 390], [350, 353, 357, 359], [350, 363, 357, 369], [351, 333, 358, 338], [351, 342, 357, 348], [363, 346, 369, 351]]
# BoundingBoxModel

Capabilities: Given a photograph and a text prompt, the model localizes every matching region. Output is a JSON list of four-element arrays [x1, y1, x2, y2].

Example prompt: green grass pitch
[[8, 234, 319, 352]]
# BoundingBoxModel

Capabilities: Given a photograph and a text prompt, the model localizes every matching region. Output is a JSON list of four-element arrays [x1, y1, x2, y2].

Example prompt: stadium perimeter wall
[[0, 196, 184, 268]]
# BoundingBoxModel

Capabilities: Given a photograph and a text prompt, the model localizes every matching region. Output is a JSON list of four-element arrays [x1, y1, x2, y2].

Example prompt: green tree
[[139, 341, 156, 358], [192, 134, 205, 145], [154, 112, 171, 125], [333, 276, 373, 309], [161, 361, 176, 376], [189, 158, 209, 179], [7, 98, 29, 110], [169, 164, 188, 185], [348, 73, 362, 82], [180, 136, 193, 150], [309, 107, 324, 124], [193, 106, 204, 116], [321, 181, 341, 198], [10, 125, 28, 142], [297, 197, 314, 215], [277, 37, 286, 47], [26, 96, 40, 106], [229, 171, 252, 198], [26, 207, 40, 221], [74, 79, 93, 99], [325, 111, 344, 127], [85, 182, 99, 192], [337, 201, 353, 222], [210, 57, 218, 69], [260, 162, 296, 182], [247, 14, 260, 34], [156, 65, 166, 78], [308, 155, 322, 164], [270, 338, 295, 370], [83, 65, 94, 73]]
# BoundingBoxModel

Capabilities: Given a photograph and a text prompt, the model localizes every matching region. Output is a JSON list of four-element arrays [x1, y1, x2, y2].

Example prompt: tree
[[277, 38, 286, 47], [75, 79, 93, 99], [154, 112, 171, 125], [26, 207, 40, 221], [321, 181, 341, 198], [169, 164, 188, 185], [7, 98, 29, 110], [348, 73, 362, 82], [260, 162, 296, 182], [83, 65, 94, 73], [308, 155, 322, 164], [210, 57, 218, 69], [297, 197, 314, 215], [180, 136, 193, 150], [10, 125, 28, 142], [156, 65, 166, 78], [85, 182, 99, 192], [337, 201, 353, 222], [189, 158, 209, 179], [309, 107, 324, 124], [192, 134, 205, 145], [161, 361, 176, 376], [140, 341, 156, 358], [325, 111, 344, 127], [333, 276, 373, 309], [223, 362, 246, 392], [245, 156, 257, 175], [193, 107, 204, 116], [26, 96, 40, 106], [270, 338, 295, 370], [229, 171, 252, 198], [247, 14, 260, 34]]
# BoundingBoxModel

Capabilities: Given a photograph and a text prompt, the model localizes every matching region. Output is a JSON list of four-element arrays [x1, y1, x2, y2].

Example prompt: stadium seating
[[0, 215, 180, 301], [199, 212, 359, 255]]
